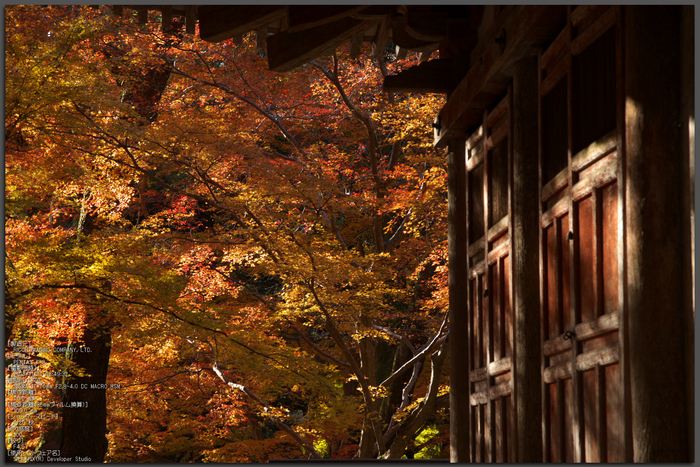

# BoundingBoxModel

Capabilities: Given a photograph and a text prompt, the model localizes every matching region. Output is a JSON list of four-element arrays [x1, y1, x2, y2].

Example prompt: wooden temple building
[[116, 5, 694, 463]]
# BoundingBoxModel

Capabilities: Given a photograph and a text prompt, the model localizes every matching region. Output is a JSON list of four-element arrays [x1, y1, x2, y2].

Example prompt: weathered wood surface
[[541, 169, 568, 203], [571, 129, 616, 172], [487, 215, 508, 242]]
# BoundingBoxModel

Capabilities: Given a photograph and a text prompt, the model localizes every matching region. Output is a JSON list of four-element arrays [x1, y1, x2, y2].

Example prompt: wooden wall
[[454, 5, 693, 462]]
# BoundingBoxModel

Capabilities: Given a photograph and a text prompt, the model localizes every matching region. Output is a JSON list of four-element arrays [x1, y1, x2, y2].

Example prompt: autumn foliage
[[5, 6, 450, 461]]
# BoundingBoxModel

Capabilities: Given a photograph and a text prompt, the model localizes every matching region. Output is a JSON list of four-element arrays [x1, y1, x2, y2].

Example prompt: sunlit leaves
[[6, 5, 450, 461]]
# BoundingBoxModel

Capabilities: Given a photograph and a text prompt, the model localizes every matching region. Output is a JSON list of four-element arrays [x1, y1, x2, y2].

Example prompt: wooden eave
[[111, 5, 471, 71], [267, 17, 378, 72], [433, 5, 568, 147]]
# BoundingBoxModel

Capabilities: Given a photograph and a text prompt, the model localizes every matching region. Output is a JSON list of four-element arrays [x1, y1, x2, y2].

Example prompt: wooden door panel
[[604, 363, 623, 462], [600, 182, 618, 315], [577, 194, 596, 323], [559, 213, 572, 332], [545, 223, 559, 339], [582, 369, 600, 462]]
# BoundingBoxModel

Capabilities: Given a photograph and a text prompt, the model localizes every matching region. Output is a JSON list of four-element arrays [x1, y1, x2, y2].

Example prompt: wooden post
[[680, 5, 695, 462], [137, 8, 148, 24], [511, 55, 543, 462], [623, 6, 691, 462], [185, 6, 196, 35], [447, 138, 470, 463], [161, 6, 172, 33]]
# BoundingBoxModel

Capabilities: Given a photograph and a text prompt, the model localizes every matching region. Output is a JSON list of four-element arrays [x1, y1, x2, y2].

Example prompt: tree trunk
[[58, 322, 112, 462]]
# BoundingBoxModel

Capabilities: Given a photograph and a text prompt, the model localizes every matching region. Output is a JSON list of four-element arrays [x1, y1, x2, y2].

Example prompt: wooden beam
[[350, 33, 363, 59], [267, 17, 375, 72], [383, 59, 455, 94], [198, 5, 287, 43], [434, 5, 567, 147], [287, 6, 368, 33], [185, 6, 196, 35]]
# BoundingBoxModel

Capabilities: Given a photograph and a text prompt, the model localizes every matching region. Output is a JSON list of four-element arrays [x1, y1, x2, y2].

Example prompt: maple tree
[[5, 5, 450, 461]]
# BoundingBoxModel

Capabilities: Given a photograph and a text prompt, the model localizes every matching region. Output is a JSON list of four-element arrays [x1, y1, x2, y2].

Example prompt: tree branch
[[211, 362, 322, 459]]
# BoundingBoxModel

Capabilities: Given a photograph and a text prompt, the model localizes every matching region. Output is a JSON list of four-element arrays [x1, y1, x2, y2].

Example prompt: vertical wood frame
[[466, 89, 513, 463]]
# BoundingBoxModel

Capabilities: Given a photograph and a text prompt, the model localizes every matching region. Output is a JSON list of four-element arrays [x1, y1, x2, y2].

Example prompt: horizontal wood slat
[[571, 154, 617, 202], [488, 241, 510, 265], [487, 215, 509, 242], [541, 196, 569, 228], [471, 367, 488, 382], [571, 129, 617, 172], [486, 120, 509, 150], [576, 343, 619, 372], [541, 169, 569, 202], [488, 356, 512, 376], [543, 335, 573, 357], [575, 312, 619, 342], [467, 148, 485, 172], [490, 381, 512, 399], [544, 360, 573, 384]]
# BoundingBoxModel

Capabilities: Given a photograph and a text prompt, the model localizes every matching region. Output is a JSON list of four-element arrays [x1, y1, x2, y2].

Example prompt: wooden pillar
[[447, 137, 470, 463], [511, 55, 543, 462], [623, 6, 691, 462]]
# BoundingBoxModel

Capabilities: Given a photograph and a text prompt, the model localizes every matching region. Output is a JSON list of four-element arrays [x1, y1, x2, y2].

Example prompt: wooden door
[[539, 6, 627, 462], [466, 94, 515, 463]]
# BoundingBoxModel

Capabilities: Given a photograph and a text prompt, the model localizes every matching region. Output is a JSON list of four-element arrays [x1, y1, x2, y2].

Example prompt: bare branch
[[379, 311, 449, 388], [211, 363, 322, 459]]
